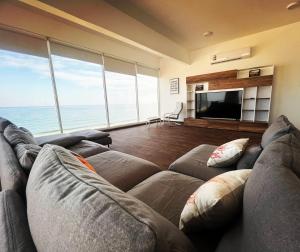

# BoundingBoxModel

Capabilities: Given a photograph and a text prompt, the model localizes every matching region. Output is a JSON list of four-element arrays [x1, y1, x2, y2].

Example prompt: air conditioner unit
[[211, 47, 251, 64]]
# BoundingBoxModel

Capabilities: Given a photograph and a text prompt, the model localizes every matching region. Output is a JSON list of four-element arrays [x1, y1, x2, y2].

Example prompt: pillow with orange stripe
[[71, 151, 96, 173]]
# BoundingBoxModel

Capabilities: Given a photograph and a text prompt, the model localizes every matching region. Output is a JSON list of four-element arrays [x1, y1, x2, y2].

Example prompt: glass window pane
[[138, 74, 159, 121], [51, 55, 107, 131], [105, 71, 137, 125], [0, 49, 59, 135]]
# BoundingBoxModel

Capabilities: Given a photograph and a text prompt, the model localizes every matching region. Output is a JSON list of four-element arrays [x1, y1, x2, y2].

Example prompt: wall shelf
[[185, 65, 274, 130], [186, 84, 196, 118], [241, 84, 272, 123]]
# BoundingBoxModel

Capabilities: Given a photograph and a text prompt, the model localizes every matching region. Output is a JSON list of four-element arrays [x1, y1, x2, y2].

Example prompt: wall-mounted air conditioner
[[211, 47, 251, 64]]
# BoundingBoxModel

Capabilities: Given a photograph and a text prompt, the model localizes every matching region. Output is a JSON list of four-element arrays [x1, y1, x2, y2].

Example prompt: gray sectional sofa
[[0, 115, 300, 252]]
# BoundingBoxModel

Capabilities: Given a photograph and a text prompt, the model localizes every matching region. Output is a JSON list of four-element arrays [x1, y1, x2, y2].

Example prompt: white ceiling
[[105, 0, 300, 50], [18, 0, 300, 63]]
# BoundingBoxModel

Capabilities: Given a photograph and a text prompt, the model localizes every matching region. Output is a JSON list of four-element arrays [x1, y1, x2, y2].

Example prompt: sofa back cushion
[[216, 130, 300, 252], [14, 144, 42, 174], [0, 190, 36, 252], [261, 115, 293, 148], [236, 144, 262, 170], [0, 134, 27, 197], [4, 124, 37, 147], [0, 117, 12, 133], [26, 145, 195, 252]]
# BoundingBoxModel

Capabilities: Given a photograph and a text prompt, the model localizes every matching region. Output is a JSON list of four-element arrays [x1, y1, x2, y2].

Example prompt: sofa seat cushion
[[36, 134, 85, 147], [87, 151, 160, 191], [169, 144, 235, 181], [128, 171, 204, 226], [216, 130, 300, 252], [0, 190, 36, 252], [68, 140, 109, 158], [26, 145, 195, 252]]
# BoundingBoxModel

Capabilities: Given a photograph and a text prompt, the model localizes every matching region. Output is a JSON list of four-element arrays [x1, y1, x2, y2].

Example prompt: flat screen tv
[[195, 90, 243, 120]]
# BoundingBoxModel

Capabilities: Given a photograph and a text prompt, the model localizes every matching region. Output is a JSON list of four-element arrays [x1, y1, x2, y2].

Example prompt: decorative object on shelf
[[249, 68, 261, 78], [195, 84, 204, 91], [170, 78, 179, 94]]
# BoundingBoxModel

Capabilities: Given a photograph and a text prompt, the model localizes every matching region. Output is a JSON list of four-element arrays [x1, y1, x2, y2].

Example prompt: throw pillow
[[207, 138, 249, 167], [14, 144, 42, 173], [4, 124, 37, 146], [26, 144, 194, 252], [236, 144, 263, 170], [71, 151, 96, 173], [179, 169, 251, 233]]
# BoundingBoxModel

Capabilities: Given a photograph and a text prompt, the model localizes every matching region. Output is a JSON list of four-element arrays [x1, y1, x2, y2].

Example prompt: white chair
[[163, 102, 183, 126]]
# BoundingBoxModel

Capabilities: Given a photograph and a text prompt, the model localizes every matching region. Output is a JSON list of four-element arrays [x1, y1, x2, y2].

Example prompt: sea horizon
[[0, 104, 134, 135], [0, 104, 157, 135]]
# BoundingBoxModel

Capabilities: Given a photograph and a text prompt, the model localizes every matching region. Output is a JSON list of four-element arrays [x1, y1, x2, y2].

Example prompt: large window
[[0, 30, 59, 135], [137, 66, 159, 121], [104, 57, 137, 125], [51, 43, 106, 131], [0, 29, 160, 135]]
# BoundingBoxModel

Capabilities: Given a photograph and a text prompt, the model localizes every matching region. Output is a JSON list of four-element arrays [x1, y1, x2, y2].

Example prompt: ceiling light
[[203, 31, 213, 37], [287, 1, 300, 10]]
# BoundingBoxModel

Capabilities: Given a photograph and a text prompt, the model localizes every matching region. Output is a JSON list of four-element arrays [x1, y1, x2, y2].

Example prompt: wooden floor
[[108, 124, 262, 170]]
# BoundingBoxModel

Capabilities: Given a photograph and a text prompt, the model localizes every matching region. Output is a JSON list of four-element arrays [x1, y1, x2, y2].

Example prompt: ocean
[[0, 105, 139, 135]]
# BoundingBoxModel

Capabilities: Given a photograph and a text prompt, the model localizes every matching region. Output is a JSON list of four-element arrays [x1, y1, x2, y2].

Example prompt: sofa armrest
[[169, 144, 234, 181], [36, 134, 85, 148]]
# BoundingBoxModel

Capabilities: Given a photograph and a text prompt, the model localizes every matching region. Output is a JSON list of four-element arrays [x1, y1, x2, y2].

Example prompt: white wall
[[159, 21, 300, 127]]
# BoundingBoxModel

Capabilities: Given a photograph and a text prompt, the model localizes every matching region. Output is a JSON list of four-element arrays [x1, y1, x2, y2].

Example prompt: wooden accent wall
[[186, 70, 237, 84], [186, 70, 273, 90], [209, 75, 273, 90]]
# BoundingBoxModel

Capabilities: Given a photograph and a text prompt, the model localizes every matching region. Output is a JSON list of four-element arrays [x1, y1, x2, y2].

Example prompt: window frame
[[0, 28, 160, 135]]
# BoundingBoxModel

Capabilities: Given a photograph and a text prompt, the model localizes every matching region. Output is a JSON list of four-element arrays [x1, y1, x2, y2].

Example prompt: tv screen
[[195, 90, 243, 120]]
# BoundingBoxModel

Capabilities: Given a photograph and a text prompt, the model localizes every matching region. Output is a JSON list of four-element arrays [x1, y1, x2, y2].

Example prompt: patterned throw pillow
[[207, 138, 249, 167], [179, 169, 251, 233]]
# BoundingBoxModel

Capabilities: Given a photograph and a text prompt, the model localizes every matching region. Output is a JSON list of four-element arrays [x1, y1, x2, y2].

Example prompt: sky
[[0, 49, 158, 107]]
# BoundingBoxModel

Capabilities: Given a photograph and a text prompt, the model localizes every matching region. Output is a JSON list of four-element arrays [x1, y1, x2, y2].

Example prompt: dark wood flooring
[[109, 124, 262, 170]]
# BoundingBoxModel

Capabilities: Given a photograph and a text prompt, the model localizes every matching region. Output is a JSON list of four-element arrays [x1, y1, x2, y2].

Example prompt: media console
[[185, 65, 274, 133], [184, 118, 268, 133]]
